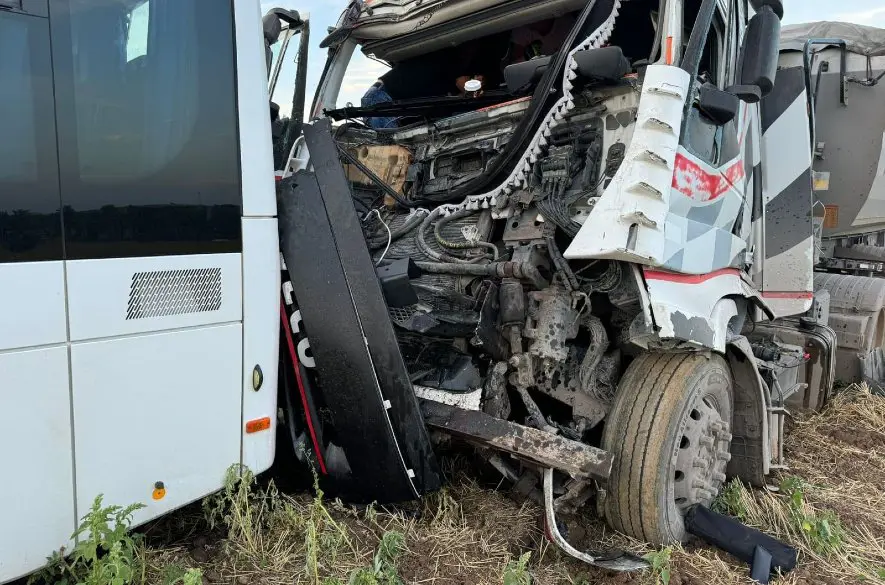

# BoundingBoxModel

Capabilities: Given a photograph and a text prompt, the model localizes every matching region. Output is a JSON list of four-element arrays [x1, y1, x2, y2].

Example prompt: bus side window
[[53, 0, 242, 259]]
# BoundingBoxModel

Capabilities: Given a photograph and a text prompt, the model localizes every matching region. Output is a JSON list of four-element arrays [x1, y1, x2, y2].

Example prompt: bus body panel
[[0, 347, 75, 582], [70, 324, 244, 526]]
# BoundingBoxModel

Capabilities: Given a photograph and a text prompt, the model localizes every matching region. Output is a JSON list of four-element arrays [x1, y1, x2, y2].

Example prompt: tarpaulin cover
[[781, 21, 885, 57]]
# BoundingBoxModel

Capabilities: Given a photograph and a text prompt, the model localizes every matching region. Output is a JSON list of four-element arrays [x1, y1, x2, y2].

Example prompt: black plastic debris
[[685, 504, 798, 581], [751, 545, 774, 584], [376, 257, 421, 307]]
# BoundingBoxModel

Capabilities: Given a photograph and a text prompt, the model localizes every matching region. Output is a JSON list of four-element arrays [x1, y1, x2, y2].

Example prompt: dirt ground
[[137, 385, 885, 585]]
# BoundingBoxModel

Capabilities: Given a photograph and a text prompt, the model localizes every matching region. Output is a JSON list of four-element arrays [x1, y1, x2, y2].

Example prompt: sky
[[261, 0, 885, 117]]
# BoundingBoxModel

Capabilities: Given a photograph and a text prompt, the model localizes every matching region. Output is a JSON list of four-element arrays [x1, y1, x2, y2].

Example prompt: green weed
[[31, 495, 147, 585], [303, 473, 352, 584], [502, 552, 532, 585], [203, 463, 353, 584], [202, 464, 261, 542], [159, 564, 203, 585], [779, 476, 844, 556], [712, 479, 748, 521], [348, 531, 406, 585], [643, 547, 672, 585]]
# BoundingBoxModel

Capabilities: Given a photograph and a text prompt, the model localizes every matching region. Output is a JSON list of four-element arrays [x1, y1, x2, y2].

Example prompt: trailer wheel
[[602, 352, 733, 544]]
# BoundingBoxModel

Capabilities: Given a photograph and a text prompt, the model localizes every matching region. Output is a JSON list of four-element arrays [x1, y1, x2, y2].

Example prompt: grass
[[126, 383, 885, 585], [29, 496, 202, 585], [503, 553, 532, 585], [643, 548, 672, 585], [134, 460, 545, 585]]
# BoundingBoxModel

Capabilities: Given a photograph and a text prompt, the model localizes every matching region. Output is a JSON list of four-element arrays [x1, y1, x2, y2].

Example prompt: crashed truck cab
[[276, 0, 827, 557]]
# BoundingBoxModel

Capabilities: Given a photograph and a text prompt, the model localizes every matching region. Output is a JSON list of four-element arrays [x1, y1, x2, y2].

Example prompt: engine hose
[[578, 314, 609, 391], [367, 209, 427, 249], [417, 208, 477, 264], [415, 260, 546, 289], [582, 260, 621, 293], [434, 209, 500, 261]]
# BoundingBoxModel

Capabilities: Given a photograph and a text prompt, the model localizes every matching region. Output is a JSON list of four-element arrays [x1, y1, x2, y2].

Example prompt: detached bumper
[[419, 399, 613, 482]]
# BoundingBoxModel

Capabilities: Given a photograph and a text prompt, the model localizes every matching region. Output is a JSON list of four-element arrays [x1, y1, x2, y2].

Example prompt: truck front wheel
[[601, 352, 734, 544]]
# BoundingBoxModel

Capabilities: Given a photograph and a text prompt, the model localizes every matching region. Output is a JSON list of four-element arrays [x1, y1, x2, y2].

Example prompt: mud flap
[[276, 120, 440, 502]]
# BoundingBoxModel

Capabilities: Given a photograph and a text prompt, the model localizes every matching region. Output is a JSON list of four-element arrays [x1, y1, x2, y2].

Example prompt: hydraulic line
[[545, 235, 579, 291]]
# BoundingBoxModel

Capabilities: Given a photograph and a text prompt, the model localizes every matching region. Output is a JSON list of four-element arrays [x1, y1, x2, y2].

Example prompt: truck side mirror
[[262, 8, 302, 73], [697, 84, 740, 125], [263, 8, 302, 43], [730, 5, 781, 103]]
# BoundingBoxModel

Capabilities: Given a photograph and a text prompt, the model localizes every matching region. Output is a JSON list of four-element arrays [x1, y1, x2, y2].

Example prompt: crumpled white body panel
[[564, 64, 691, 263]]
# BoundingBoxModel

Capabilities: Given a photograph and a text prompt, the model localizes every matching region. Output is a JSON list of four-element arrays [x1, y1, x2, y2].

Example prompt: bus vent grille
[[127, 268, 223, 320]]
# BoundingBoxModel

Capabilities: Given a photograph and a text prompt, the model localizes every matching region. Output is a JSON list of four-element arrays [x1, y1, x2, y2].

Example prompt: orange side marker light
[[246, 417, 272, 434]]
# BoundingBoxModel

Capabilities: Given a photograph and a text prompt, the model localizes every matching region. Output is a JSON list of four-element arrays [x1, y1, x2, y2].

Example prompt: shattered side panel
[[760, 66, 814, 317], [565, 65, 691, 265], [665, 104, 755, 274], [567, 66, 768, 350], [642, 268, 751, 352], [566, 65, 755, 276]]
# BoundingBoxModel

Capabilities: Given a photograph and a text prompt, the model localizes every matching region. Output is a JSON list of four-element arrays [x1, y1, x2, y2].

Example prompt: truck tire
[[602, 352, 733, 545]]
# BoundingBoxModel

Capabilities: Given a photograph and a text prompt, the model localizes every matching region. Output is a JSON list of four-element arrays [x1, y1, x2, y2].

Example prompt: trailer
[[778, 22, 885, 384]]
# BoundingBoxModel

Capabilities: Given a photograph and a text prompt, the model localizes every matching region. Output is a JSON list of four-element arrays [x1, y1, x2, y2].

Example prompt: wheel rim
[[673, 393, 733, 511]]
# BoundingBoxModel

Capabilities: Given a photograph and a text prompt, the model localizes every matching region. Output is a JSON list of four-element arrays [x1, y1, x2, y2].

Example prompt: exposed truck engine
[[271, 0, 855, 566]]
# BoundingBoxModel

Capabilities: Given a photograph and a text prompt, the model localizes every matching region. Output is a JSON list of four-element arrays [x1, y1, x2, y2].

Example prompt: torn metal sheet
[[542, 469, 649, 571]]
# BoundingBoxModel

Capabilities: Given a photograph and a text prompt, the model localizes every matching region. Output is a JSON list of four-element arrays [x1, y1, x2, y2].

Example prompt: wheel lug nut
[[692, 479, 707, 489], [699, 436, 714, 448], [713, 472, 726, 482], [717, 450, 732, 462]]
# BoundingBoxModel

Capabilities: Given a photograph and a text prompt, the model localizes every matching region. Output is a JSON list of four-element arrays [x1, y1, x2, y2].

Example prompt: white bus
[[1, 1, 286, 581]]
